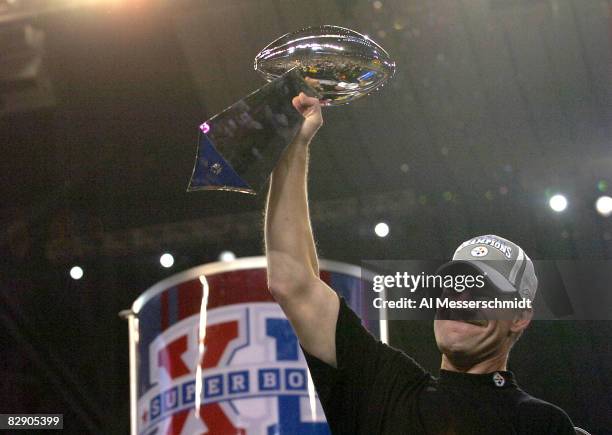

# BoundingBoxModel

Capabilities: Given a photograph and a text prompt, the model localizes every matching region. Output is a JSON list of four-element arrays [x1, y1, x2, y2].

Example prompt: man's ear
[[510, 308, 533, 334]]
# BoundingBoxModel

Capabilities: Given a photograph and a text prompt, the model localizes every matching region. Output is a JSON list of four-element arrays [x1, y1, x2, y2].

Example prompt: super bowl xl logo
[[138, 303, 330, 435]]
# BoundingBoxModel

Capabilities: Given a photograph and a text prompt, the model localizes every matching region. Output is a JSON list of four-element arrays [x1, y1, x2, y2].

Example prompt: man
[[264, 92, 575, 434]]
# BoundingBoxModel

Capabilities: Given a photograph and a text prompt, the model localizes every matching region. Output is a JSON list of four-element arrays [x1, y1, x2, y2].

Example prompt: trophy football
[[187, 25, 396, 194]]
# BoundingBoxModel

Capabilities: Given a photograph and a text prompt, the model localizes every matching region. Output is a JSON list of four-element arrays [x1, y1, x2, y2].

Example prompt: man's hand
[[292, 92, 323, 143]]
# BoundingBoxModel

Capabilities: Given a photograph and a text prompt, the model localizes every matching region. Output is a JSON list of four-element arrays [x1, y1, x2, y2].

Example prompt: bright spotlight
[[374, 222, 390, 237], [595, 196, 612, 217], [160, 253, 174, 268], [70, 266, 84, 280], [549, 194, 567, 212], [219, 250, 236, 262]]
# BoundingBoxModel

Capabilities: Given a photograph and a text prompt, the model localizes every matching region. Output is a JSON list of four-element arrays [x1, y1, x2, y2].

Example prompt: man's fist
[[292, 92, 323, 142]]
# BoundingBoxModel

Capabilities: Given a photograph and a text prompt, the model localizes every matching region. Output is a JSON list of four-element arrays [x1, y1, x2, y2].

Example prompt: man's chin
[[435, 321, 488, 358], [437, 337, 474, 357], [441, 351, 484, 370]]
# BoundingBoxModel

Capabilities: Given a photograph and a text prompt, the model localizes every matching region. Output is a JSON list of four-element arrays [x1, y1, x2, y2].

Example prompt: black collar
[[438, 369, 518, 390]]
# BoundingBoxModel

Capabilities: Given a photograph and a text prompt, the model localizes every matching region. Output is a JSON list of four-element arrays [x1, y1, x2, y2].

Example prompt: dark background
[[1, 0, 611, 433]]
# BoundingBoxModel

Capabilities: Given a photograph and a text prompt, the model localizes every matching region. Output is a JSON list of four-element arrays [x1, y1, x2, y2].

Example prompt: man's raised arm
[[264, 92, 340, 367]]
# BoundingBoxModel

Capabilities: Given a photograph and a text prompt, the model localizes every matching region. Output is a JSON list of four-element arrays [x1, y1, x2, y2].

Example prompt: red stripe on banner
[[157, 335, 190, 379], [201, 321, 239, 368], [200, 403, 245, 435], [165, 408, 189, 435], [160, 290, 169, 331], [205, 269, 274, 309], [177, 279, 204, 322], [320, 270, 332, 286]]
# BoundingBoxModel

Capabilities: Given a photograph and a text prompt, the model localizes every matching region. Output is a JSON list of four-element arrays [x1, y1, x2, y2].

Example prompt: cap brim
[[435, 260, 518, 295]]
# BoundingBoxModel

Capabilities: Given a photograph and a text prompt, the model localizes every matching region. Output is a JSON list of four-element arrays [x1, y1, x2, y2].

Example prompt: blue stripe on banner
[[138, 293, 162, 398], [168, 286, 178, 327], [266, 318, 299, 361], [330, 273, 360, 312], [265, 315, 331, 434]]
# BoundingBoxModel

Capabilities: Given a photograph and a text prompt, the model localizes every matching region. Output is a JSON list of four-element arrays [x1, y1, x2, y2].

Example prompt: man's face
[[434, 317, 515, 366], [432, 267, 527, 366]]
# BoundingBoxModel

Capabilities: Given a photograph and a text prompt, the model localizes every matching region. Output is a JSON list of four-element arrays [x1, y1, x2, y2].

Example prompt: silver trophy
[[188, 25, 396, 194]]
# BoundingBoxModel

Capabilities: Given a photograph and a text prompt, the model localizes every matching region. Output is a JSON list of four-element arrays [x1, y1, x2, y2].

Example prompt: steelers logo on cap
[[471, 246, 488, 257], [493, 372, 505, 387]]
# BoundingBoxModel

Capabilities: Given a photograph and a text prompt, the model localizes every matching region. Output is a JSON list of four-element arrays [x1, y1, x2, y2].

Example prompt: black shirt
[[302, 296, 575, 435]]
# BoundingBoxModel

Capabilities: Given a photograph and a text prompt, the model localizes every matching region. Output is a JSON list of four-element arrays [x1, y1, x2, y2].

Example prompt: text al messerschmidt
[[373, 297, 532, 310]]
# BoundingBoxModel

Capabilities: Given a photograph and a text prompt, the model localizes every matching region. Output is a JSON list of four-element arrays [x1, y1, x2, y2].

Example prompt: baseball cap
[[436, 234, 538, 301]]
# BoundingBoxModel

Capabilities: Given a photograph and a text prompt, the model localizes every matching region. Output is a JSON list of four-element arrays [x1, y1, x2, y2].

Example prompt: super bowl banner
[[126, 257, 379, 435]]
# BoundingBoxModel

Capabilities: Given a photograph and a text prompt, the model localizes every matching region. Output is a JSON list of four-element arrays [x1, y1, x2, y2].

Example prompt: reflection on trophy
[[187, 25, 396, 194]]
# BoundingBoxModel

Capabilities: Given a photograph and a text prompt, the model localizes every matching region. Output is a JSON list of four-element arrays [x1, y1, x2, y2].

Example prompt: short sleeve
[[301, 294, 429, 433]]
